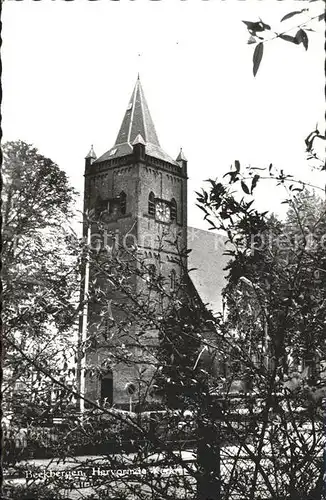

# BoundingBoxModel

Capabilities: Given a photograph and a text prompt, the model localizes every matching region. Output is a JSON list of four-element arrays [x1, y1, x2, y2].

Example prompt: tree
[[3, 4, 325, 497], [196, 161, 325, 499], [5, 159, 325, 500], [2, 140, 80, 432], [3, 149, 325, 500], [3, 188, 219, 499]]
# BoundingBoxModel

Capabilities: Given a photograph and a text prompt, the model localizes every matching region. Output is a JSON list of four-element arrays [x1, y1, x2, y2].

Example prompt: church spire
[[85, 144, 97, 167], [176, 147, 187, 162], [85, 144, 97, 160], [114, 77, 160, 147], [95, 77, 179, 165]]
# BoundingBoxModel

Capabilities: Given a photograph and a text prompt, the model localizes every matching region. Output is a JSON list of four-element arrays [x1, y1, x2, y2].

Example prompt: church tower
[[80, 77, 188, 408]]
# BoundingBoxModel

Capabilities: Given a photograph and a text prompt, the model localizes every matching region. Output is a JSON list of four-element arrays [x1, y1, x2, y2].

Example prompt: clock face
[[155, 201, 171, 223]]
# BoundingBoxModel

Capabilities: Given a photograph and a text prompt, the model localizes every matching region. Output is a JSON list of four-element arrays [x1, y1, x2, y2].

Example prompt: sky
[[2, 0, 325, 231]]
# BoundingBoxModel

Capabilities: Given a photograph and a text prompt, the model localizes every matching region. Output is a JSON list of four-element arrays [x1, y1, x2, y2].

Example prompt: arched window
[[170, 269, 176, 290], [119, 191, 126, 215], [100, 368, 113, 406], [170, 198, 177, 221], [148, 192, 155, 217]]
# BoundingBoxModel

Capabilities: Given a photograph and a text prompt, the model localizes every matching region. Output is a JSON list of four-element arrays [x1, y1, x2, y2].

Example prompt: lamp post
[[79, 224, 91, 415]]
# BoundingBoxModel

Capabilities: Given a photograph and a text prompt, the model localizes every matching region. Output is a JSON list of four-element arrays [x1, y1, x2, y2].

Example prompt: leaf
[[318, 13, 325, 21], [251, 174, 260, 193], [296, 29, 309, 50], [253, 43, 264, 77], [246, 199, 254, 210], [243, 20, 271, 33], [243, 20, 259, 30], [207, 219, 217, 228], [235, 160, 240, 172], [280, 9, 306, 22], [241, 181, 250, 195], [278, 33, 300, 44]]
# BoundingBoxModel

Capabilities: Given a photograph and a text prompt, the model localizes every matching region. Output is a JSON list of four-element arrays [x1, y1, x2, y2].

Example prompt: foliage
[[196, 160, 326, 499], [2, 141, 80, 445], [155, 298, 210, 409], [3, 5, 326, 498], [3, 483, 68, 500], [2, 140, 79, 335], [5, 154, 325, 498], [243, 0, 325, 76]]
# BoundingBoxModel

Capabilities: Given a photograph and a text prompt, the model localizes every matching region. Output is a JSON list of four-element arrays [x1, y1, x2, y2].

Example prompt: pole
[[197, 395, 221, 500], [79, 224, 91, 415], [264, 309, 269, 371]]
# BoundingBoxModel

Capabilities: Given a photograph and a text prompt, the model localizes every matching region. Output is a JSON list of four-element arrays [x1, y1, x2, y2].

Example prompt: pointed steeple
[[115, 77, 160, 147], [96, 77, 178, 165], [176, 147, 187, 162], [85, 144, 97, 160], [85, 145, 97, 168], [176, 147, 187, 175], [132, 133, 146, 146]]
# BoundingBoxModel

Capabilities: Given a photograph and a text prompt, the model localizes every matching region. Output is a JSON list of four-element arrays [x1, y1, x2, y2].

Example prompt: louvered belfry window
[[170, 198, 177, 221], [148, 192, 155, 216]]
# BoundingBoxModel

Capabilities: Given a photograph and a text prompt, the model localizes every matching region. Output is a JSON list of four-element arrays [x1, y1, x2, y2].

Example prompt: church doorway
[[100, 369, 113, 405]]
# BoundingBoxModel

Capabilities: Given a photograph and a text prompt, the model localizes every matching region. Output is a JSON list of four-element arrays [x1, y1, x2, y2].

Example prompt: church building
[[79, 77, 226, 409]]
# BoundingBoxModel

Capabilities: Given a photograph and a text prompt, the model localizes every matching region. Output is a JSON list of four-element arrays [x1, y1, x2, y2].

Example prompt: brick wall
[[83, 155, 188, 407]]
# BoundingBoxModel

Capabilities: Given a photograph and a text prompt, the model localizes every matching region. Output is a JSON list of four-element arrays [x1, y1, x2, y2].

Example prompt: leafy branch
[[244, 5, 325, 76]]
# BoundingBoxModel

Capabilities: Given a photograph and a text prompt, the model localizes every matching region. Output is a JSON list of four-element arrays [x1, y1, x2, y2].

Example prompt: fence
[[3, 395, 324, 500]]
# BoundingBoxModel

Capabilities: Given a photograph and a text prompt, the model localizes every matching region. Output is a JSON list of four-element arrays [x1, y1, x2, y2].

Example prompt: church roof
[[95, 77, 179, 166], [188, 228, 229, 313]]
